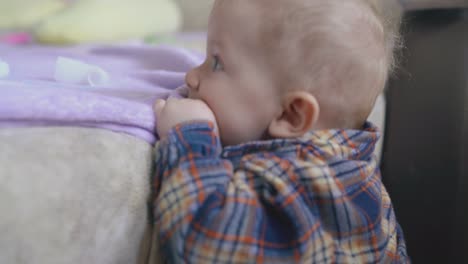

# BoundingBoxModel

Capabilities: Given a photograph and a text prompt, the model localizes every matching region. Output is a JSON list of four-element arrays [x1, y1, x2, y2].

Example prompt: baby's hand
[[154, 98, 218, 139]]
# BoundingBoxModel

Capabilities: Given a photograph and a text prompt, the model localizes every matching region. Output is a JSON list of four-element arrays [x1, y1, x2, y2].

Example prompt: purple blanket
[[0, 44, 204, 143]]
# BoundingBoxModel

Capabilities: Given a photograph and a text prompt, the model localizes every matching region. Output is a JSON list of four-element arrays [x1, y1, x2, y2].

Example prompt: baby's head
[[186, 0, 397, 146]]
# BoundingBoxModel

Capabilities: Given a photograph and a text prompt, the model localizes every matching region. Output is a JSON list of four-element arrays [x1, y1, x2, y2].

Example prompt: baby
[[153, 0, 409, 263]]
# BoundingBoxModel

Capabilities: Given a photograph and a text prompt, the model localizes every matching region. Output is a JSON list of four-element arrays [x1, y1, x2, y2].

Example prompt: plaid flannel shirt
[[152, 121, 409, 263]]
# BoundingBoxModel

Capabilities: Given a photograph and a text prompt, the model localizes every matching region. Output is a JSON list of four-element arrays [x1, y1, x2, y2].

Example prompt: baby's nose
[[185, 68, 200, 91]]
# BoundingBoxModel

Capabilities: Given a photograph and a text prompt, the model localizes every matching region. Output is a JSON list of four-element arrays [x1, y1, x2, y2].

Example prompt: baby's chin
[[218, 130, 240, 147]]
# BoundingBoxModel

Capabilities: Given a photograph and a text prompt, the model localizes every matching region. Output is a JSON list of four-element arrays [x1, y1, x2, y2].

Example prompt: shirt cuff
[[167, 121, 222, 158]]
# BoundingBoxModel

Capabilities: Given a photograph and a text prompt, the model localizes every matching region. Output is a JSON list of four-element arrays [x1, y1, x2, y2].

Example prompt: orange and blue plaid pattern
[[152, 122, 409, 263]]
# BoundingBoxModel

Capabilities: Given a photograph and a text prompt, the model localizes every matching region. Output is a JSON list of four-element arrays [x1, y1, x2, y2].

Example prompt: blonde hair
[[262, 0, 401, 128]]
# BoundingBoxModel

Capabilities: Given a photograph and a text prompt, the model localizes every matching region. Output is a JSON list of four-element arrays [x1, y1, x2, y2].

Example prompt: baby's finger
[[154, 99, 166, 115]]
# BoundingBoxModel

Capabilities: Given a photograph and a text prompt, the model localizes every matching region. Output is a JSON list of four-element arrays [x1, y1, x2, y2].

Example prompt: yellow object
[[35, 0, 181, 44], [0, 0, 66, 29]]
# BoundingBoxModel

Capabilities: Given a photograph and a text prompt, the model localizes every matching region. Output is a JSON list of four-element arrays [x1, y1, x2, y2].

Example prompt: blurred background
[[383, 7, 468, 263], [0, 0, 216, 45], [0, 0, 467, 263]]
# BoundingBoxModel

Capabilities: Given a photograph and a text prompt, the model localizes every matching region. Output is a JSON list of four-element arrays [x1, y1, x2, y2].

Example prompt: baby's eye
[[211, 55, 224, 72]]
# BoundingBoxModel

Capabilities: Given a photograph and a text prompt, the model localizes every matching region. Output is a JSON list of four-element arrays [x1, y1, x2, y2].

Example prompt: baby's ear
[[268, 91, 320, 139]]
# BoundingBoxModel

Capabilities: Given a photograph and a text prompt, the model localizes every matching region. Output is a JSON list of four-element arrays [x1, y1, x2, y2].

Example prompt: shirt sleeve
[[152, 122, 313, 263]]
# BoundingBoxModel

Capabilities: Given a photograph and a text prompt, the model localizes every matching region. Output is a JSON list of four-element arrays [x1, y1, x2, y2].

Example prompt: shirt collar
[[221, 122, 380, 161]]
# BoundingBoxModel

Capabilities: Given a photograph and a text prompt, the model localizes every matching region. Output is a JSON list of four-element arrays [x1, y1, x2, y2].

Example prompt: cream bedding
[[0, 127, 152, 264]]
